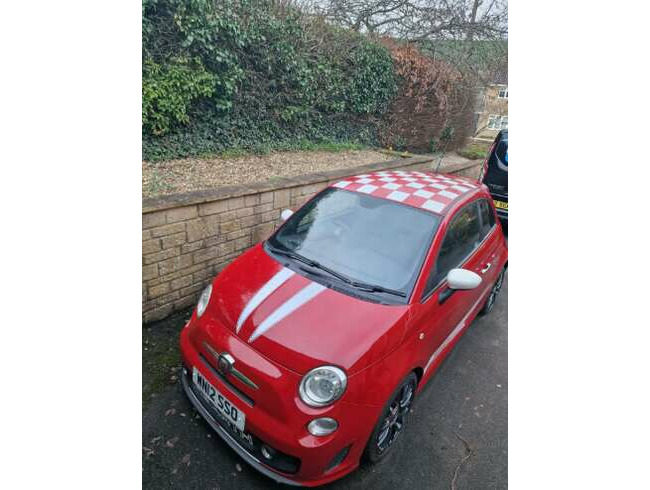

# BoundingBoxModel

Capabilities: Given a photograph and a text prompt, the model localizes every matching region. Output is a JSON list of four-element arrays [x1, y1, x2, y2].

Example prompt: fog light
[[261, 444, 275, 460], [307, 417, 338, 436]]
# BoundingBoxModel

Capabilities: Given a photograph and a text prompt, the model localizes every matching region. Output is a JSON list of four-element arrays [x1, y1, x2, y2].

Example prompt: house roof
[[330, 170, 479, 215]]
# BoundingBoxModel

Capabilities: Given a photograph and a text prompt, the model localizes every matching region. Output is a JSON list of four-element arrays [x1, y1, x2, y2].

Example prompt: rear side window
[[422, 202, 481, 298], [478, 199, 496, 237], [495, 139, 508, 165]]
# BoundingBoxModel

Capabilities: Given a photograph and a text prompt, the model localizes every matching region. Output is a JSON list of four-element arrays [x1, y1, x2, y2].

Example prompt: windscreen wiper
[[269, 246, 351, 283], [346, 281, 407, 297], [269, 245, 406, 298]]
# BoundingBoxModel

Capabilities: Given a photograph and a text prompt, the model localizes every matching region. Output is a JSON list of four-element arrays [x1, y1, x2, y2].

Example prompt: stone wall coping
[[141, 155, 465, 214]]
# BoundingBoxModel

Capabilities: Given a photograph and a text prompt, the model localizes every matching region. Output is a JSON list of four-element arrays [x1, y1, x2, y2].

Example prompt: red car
[[180, 170, 508, 486]]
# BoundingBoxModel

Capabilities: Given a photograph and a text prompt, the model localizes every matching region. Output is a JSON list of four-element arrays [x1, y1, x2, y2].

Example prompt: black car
[[480, 129, 508, 227]]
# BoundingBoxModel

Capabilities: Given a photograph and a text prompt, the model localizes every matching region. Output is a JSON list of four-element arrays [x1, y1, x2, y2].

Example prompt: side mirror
[[447, 268, 482, 290], [280, 209, 293, 222]]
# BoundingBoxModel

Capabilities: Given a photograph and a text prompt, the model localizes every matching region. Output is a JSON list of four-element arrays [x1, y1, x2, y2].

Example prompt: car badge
[[217, 353, 235, 376], [203, 342, 259, 390]]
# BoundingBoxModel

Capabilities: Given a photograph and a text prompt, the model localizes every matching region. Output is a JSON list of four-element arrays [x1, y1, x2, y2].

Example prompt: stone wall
[[142, 156, 480, 323]]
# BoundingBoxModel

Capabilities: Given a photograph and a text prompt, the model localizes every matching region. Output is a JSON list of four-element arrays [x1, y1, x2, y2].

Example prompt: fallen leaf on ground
[[165, 408, 176, 416], [235, 463, 242, 472], [181, 454, 191, 466], [166, 437, 179, 448]]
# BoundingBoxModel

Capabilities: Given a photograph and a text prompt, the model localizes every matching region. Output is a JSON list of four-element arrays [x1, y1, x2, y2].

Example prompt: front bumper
[[181, 369, 302, 486], [179, 319, 379, 487]]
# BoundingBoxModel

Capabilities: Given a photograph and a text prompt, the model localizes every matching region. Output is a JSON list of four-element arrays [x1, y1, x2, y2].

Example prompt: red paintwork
[[180, 172, 508, 486]]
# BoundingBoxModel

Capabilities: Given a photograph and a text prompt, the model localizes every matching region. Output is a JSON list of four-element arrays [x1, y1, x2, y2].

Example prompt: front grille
[[199, 354, 255, 406], [184, 366, 301, 475]]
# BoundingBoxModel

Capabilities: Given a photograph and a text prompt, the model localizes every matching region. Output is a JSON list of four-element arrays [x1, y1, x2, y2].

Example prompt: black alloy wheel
[[363, 373, 417, 464], [480, 268, 505, 316]]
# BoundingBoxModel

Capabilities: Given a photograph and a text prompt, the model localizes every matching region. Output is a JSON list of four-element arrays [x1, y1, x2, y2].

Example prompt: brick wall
[[142, 156, 480, 324], [476, 84, 508, 138]]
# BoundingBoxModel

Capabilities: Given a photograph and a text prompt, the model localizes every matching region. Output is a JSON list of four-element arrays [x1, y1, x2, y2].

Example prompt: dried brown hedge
[[379, 39, 474, 152]]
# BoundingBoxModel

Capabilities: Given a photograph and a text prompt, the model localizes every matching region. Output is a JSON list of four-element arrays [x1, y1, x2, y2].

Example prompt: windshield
[[267, 188, 441, 300]]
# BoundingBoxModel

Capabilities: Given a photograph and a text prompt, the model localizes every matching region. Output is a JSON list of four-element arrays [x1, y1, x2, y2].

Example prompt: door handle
[[481, 262, 492, 274]]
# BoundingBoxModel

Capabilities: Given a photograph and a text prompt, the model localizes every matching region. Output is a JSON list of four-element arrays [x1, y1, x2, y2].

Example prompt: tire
[[479, 268, 505, 316], [362, 372, 418, 464]]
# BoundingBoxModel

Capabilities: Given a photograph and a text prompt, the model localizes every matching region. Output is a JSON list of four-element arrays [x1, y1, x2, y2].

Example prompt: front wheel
[[362, 373, 417, 464], [479, 268, 505, 316]]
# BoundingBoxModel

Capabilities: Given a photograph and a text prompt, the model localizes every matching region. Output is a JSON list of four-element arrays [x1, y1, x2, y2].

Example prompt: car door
[[476, 198, 504, 287], [409, 200, 494, 372]]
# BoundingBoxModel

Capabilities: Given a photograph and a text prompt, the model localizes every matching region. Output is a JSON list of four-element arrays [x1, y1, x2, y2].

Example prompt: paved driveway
[[143, 274, 507, 489]]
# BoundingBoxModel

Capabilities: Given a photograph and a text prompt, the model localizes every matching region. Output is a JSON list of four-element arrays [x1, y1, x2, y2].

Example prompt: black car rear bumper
[[489, 191, 508, 221]]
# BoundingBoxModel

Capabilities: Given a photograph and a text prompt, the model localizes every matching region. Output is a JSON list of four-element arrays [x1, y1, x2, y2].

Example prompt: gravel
[[142, 149, 393, 198]]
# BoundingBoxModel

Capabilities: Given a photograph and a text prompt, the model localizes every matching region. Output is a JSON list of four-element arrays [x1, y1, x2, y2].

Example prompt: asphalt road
[[142, 273, 507, 489]]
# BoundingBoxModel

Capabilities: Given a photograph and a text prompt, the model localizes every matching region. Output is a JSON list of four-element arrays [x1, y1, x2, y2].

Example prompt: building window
[[498, 86, 508, 99], [487, 115, 508, 130]]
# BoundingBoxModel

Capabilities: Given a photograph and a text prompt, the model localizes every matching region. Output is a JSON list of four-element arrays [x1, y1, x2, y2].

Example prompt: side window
[[422, 202, 481, 298], [478, 199, 496, 237], [495, 139, 508, 163]]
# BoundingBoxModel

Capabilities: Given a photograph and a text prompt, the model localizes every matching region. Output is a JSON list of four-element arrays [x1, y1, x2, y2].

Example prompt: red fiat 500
[[180, 170, 507, 486]]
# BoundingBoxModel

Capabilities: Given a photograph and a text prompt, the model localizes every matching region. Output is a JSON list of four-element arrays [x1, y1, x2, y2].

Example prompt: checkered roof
[[331, 170, 478, 215]]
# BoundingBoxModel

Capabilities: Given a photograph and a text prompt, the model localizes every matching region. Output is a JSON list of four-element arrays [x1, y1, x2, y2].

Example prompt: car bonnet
[[208, 244, 409, 375]]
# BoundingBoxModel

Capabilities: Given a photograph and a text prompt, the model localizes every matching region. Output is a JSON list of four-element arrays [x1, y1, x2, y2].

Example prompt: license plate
[[192, 367, 246, 432], [493, 200, 508, 210]]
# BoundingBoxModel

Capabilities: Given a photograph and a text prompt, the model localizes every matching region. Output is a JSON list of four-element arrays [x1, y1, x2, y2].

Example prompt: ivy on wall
[[142, 0, 397, 160], [142, 0, 472, 161]]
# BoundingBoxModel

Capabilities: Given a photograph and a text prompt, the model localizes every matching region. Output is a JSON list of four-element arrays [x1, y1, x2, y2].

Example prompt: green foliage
[[345, 42, 397, 114], [458, 143, 490, 160], [429, 127, 455, 154], [142, 0, 398, 160], [142, 57, 216, 135], [142, 113, 380, 161]]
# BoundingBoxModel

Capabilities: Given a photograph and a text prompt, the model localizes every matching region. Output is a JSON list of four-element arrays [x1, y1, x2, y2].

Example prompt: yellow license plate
[[493, 200, 508, 210]]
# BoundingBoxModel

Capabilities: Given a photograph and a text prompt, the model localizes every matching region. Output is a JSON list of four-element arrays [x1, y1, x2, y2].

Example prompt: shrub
[[379, 39, 474, 152], [142, 0, 398, 160], [141, 1, 474, 161], [142, 57, 216, 135]]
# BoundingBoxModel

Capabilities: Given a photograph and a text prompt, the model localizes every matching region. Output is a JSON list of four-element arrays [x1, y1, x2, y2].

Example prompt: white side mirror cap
[[447, 268, 482, 290], [280, 209, 294, 222]]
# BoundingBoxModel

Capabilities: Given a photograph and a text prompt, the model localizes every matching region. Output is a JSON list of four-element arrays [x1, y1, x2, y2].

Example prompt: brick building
[[474, 64, 508, 138]]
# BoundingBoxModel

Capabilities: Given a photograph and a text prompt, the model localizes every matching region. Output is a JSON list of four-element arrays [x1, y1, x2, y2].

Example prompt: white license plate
[[192, 367, 246, 432]]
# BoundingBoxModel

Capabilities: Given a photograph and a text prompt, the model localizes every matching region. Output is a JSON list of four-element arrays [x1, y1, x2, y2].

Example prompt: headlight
[[196, 283, 212, 318], [299, 366, 347, 407]]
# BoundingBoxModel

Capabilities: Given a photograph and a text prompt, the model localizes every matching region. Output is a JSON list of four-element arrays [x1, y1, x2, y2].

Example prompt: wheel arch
[[412, 366, 424, 386]]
